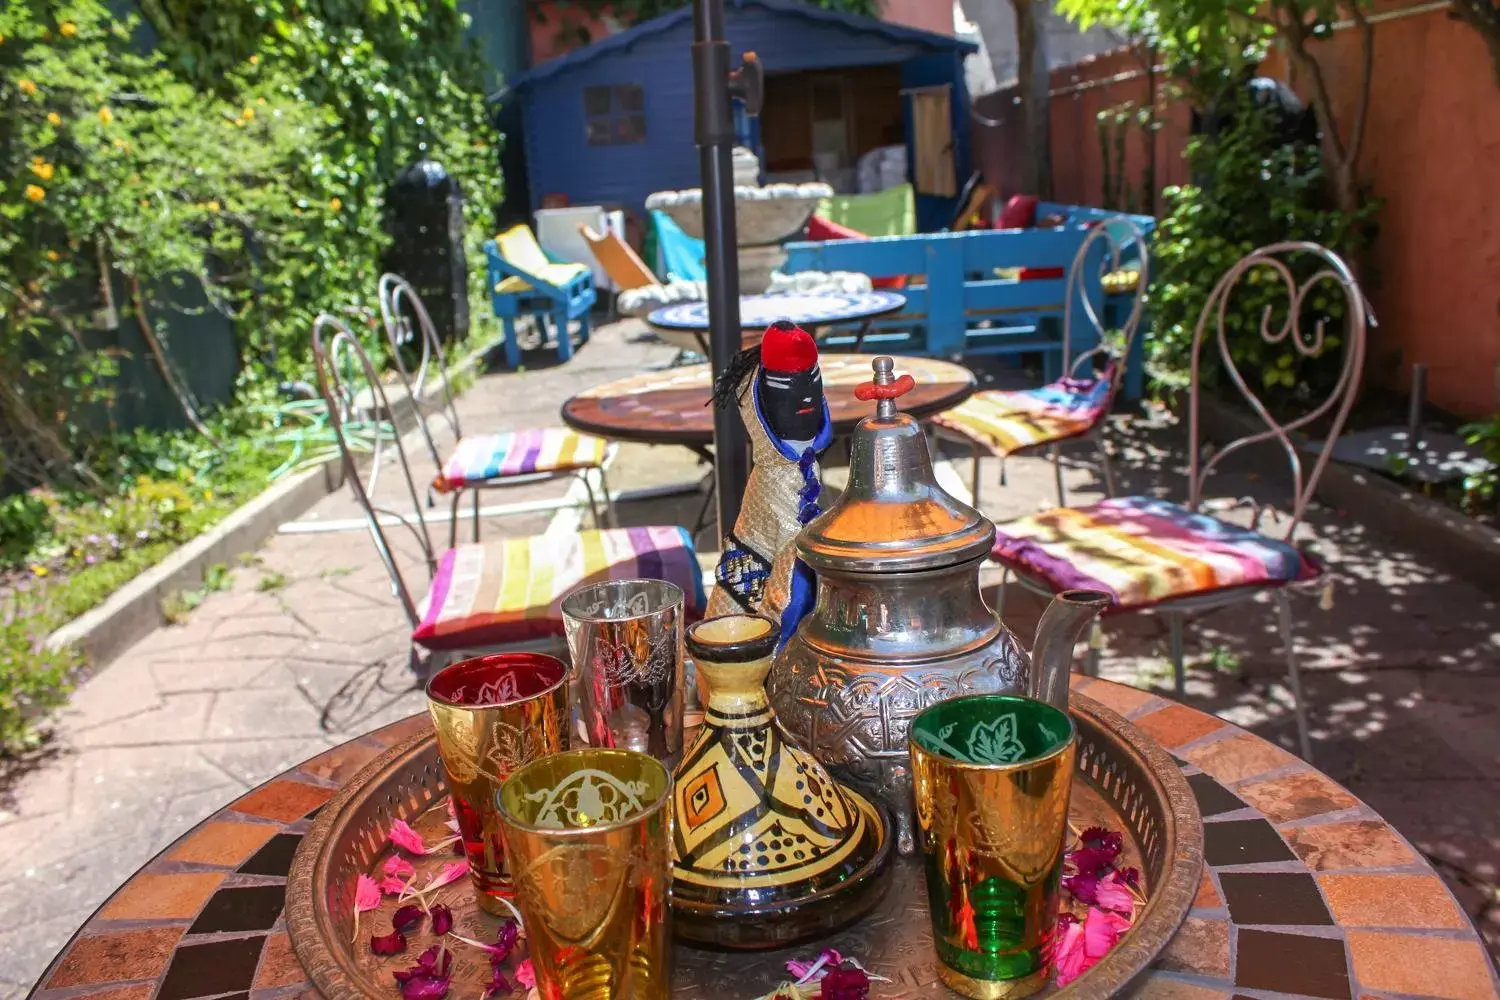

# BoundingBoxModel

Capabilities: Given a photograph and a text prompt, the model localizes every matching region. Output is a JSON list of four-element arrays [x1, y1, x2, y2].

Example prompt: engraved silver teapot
[[767, 357, 1108, 854]]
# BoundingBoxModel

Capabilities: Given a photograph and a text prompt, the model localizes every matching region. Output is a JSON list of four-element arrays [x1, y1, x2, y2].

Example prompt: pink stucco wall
[[879, 0, 954, 35]]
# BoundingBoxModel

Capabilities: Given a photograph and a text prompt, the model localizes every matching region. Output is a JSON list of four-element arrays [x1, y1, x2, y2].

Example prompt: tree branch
[[129, 279, 220, 444], [1343, 0, 1375, 184]]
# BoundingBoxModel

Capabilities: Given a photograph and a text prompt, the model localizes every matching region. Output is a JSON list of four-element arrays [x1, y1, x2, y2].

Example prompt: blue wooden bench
[[781, 203, 1155, 397]]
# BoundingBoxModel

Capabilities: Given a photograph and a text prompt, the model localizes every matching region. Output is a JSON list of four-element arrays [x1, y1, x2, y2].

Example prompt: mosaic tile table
[[561, 354, 975, 447], [28, 679, 1498, 1000]]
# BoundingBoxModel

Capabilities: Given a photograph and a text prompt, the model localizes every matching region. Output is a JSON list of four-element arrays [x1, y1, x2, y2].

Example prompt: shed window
[[583, 85, 647, 146]]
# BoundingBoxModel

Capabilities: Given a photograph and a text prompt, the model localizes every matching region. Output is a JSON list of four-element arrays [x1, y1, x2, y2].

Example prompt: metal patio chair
[[377, 273, 613, 549], [312, 314, 706, 667], [931, 217, 1150, 507], [987, 242, 1370, 760]]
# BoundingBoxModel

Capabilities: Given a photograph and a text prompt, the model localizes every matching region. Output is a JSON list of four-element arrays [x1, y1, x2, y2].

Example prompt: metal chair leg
[[1275, 589, 1314, 761], [596, 465, 616, 528], [472, 489, 481, 544], [1167, 611, 1186, 696], [1096, 434, 1118, 498], [1085, 624, 1103, 677], [1051, 444, 1067, 507], [580, 471, 604, 530], [971, 441, 983, 508], [995, 567, 1010, 621], [448, 493, 462, 550]]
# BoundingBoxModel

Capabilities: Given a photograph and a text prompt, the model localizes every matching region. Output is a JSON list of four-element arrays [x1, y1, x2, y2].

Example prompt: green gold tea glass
[[497, 748, 673, 999], [909, 694, 1076, 999]]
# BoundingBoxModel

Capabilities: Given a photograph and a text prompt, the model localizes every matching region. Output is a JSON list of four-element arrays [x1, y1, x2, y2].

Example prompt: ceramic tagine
[[670, 614, 891, 950], [768, 357, 1109, 855]]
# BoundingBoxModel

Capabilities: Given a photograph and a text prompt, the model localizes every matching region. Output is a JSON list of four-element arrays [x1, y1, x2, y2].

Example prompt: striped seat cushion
[[933, 374, 1111, 457], [991, 496, 1317, 610], [433, 429, 607, 493], [412, 526, 706, 650]]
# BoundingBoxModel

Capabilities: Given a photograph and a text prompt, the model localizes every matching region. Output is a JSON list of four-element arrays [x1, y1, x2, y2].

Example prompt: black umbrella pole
[[693, 0, 748, 538]]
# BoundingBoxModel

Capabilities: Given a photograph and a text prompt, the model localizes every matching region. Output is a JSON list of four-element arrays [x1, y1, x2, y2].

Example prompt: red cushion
[[999, 195, 1038, 230], [804, 215, 908, 290], [1018, 266, 1065, 281]]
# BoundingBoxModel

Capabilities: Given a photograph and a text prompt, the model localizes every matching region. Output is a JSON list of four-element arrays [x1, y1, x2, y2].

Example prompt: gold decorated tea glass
[[425, 652, 569, 915], [909, 694, 1076, 999], [497, 748, 673, 999]]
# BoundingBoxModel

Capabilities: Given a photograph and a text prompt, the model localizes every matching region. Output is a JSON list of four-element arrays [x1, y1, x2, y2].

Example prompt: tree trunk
[[1013, 0, 1054, 198], [1449, 0, 1500, 87]]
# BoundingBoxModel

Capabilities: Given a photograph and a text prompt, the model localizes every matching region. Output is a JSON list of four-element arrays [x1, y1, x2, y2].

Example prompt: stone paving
[[3, 319, 1498, 995]]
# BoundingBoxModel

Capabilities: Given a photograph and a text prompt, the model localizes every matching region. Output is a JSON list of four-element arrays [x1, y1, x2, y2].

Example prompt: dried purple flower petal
[[492, 918, 520, 963], [1079, 826, 1123, 856], [820, 963, 871, 1000], [430, 903, 454, 936], [1115, 866, 1140, 889], [1067, 845, 1117, 879], [1063, 871, 1100, 904], [393, 945, 452, 1000], [371, 929, 407, 955], [392, 904, 425, 932]]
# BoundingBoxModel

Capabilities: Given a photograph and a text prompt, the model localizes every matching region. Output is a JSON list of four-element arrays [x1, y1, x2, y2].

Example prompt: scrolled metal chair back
[[1062, 216, 1151, 399], [1187, 242, 1370, 538], [377, 273, 461, 470], [312, 313, 434, 627]]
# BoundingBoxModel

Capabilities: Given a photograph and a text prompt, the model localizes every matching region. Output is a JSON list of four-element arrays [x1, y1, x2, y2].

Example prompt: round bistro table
[[29, 678, 1498, 1000], [561, 353, 975, 449], [646, 289, 908, 357]]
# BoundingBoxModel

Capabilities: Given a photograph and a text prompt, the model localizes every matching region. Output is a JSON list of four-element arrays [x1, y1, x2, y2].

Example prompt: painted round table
[[646, 290, 907, 356], [28, 678, 1498, 1000], [561, 353, 975, 448]]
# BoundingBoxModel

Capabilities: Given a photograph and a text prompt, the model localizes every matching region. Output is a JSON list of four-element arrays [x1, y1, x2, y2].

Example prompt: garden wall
[[973, 8, 1500, 419]]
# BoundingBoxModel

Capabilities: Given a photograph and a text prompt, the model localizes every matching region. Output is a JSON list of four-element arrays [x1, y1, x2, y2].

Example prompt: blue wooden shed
[[500, 0, 978, 233]]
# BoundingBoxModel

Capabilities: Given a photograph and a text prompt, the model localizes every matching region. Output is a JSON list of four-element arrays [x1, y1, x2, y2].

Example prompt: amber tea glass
[[498, 748, 673, 1000], [561, 579, 686, 765], [909, 694, 1076, 999], [425, 653, 569, 916]]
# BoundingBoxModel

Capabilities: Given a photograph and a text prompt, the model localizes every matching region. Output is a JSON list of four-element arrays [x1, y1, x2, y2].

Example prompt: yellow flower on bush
[[249, 54, 259, 65], [98, 106, 113, 124], [30, 565, 48, 578], [329, 197, 343, 211], [30, 158, 54, 181], [241, 107, 254, 121], [18, 79, 37, 96], [60, 22, 78, 37], [46, 111, 61, 125], [25, 184, 45, 202], [207, 199, 221, 213], [46, 250, 60, 261], [113, 138, 130, 152]]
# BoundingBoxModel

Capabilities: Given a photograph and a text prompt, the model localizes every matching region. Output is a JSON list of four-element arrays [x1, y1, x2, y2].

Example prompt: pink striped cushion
[[412, 526, 706, 650], [991, 496, 1317, 611], [932, 372, 1112, 457], [433, 429, 607, 493]]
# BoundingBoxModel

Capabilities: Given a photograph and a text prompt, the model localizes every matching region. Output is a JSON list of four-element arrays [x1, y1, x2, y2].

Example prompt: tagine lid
[[797, 356, 995, 574]]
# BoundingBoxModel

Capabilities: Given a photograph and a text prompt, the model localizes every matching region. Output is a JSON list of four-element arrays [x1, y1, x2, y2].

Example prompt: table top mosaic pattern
[[561, 353, 976, 446], [28, 682, 1498, 1000], [647, 290, 907, 332]]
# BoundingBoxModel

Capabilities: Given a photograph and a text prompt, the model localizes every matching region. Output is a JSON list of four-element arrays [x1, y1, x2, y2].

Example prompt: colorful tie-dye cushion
[[432, 428, 607, 493], [933, 373, 1112, 457], [412, 526, 706, 649], [991, 496, 1318, 610]]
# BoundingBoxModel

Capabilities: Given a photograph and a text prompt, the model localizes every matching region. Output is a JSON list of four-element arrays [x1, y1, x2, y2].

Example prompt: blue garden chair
[[484, 224, 596, 368]]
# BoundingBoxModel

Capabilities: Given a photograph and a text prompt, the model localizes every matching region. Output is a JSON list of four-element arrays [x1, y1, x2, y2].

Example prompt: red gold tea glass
[[497, 748, 673, 999], [425, 652, 569, 916]]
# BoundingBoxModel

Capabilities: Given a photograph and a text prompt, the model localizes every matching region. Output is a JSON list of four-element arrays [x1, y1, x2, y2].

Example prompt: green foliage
[[1459, 416, 1500, 509], [0, 584, 78, 753], [0, 492, 52, 565], [541, 0, 877, 47], [1146, 97, 1379, 403], [162, 561, 233, 624]]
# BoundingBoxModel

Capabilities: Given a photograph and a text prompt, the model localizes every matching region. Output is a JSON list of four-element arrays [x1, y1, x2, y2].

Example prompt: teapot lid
[[797, 357, 994, 573]]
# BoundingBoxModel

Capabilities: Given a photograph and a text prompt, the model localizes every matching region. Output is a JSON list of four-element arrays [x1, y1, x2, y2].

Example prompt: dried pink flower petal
[[1046, 912, 1088, 986], [1083, 906, 1132, 960], [1093, 872, 1135, 915], [786, 947, 843, 983], [820, 964, 871, 1000], [371, 929, 407, 955], [515, 959, 536, 988], [392, 904, 425, 933], [355, 874, 382, 911], [381, 875, 411, 896], [424, 861, 467, 893], [391, 819, 433, 855], [385, 855, 416, 879]]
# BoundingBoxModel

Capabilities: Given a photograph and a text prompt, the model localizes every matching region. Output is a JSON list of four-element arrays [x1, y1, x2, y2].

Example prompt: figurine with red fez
[[707, 321, 832, 647]]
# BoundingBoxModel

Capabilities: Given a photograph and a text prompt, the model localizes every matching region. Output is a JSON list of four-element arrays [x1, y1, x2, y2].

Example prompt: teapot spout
[[1029, 589, 1111, 711]]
